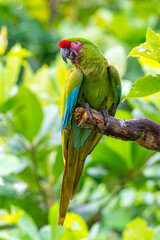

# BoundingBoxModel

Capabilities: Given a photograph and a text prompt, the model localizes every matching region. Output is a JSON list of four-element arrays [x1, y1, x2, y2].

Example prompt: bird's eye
[[75, 42, 78, 45]]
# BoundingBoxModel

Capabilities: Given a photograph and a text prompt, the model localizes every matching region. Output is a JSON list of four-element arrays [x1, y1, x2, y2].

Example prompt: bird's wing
[[107, 65, 122, 116], [60, 68, 83, 130]]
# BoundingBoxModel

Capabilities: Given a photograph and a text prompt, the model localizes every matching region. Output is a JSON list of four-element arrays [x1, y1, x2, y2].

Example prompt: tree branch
[[74, 107, 160, 152]]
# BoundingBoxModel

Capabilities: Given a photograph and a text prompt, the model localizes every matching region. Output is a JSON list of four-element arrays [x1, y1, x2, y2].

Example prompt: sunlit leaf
[[56, 60, 71, 89], [1, 44, 31, 102], [0, 210, 23, 225], [0, 62, 4, 104], [115, 109, 133, 120], [0, 209, 9, 226], [62, 212, 88, 240], [7, 43, 31, 59], [0, 26, 8, 55], [128, 28, 160, 63], [128, 42, 156, 61], [126, 74, 160, 98], [138, 57, 160, 71], [122, 217, 156, 240], [146, 27, 160, 62]]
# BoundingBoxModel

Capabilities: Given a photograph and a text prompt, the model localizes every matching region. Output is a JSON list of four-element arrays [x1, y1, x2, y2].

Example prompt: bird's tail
[[58, 127, 102, 226], [58, 128, 79, 225], [58, 165, 72, 225]]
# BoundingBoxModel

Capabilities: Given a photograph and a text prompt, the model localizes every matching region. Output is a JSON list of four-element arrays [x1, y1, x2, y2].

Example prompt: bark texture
[[74, 107, 160, 152]]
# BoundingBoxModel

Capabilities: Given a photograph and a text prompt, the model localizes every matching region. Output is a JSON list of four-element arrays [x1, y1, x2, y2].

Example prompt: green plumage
[[58, 37, 121, 225]]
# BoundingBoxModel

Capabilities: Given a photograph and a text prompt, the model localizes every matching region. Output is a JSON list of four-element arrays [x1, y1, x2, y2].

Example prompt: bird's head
[[59, 37, 101, 66], [59, 39, 82, 65]]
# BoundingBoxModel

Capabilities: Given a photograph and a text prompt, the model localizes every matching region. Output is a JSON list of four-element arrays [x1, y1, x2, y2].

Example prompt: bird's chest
[[78, 66, 111, 110]]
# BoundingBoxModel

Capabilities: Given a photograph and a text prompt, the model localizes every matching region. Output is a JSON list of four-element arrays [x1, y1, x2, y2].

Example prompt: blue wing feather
[[61, 87, 79, 130], [118, 83, 122, 99], [61, 69, 92, 149]]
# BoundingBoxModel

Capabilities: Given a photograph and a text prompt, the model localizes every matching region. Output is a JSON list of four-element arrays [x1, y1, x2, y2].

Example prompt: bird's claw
[[100, 109, 109, 126], [78, 103, 93, 120]]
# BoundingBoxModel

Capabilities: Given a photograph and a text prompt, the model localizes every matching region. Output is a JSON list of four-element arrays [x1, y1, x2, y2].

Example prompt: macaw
[[58, 38, 121, 225]]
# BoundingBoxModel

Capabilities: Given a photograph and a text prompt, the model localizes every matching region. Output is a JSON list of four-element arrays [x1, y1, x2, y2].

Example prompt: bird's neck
[[77, 55, 108, 76]]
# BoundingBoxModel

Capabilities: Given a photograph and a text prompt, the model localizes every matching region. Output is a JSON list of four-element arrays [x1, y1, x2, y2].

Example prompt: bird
[[58, 37, 121, 225]]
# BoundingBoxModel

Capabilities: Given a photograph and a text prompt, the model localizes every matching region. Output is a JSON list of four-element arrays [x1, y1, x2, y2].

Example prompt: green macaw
[[58, 38, 121, 225]]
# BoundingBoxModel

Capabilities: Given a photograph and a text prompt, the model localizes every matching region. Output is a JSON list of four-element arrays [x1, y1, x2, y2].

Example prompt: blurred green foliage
[[0, 0, 160, 239]]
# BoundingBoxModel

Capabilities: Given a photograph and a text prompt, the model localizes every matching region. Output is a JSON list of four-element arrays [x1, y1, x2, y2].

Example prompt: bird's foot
[[77, 103, 93, 120], [100, 109, 109, 126]]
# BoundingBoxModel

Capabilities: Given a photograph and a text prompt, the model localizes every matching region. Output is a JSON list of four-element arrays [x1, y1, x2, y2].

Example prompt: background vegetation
[[0, 0, 160, 239]]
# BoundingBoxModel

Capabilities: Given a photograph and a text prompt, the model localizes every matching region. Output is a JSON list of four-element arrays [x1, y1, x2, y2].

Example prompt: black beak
[[61, 47, 76, 64]]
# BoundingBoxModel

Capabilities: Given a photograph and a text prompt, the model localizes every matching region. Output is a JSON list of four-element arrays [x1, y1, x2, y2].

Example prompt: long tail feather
[[58, 166, 71, 225], [58, 128, 102, 225], [71, 133, 102, 199], [58, 129, 78, 225]]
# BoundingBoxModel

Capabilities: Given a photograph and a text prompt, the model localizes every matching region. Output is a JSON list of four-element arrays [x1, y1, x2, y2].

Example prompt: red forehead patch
[[59, 40, 71, 48]]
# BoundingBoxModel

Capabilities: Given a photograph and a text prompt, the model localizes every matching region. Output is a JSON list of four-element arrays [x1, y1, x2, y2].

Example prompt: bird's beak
[[61, 47, 76, 64]]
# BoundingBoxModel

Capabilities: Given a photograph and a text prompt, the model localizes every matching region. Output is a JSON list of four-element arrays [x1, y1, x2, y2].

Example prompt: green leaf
[[35, 104, 59, 143], [0, 26, 8, 55], [0, 154, 21, 176], [23, 0, 50, 23], [49, 209, 89, 240], [52, 146, 63, 184], [7, 44, 31, 59], [23, 63, 53, 105], [62, 212, 88, 240], [49, 203, 65, 240], [127, 28, 160, 99], [128, 42, 156, 61], [6, 198, 47, 227], [0, 62, 5, 104], [0, 210, 23, 225], [128, 28, 160, 63], [0, 229, 32, 240], [91, 142, 128, 176], [13, 86, 43, 142], [0, 95, 18, 113], [146, 27, 160, 62], [103, 207, 130, 231], [122, 217, 156, 240], [0, 185, 21, 199], [39, 225, 51, 240], [16, 166, 39, 191], [3, 44, 31, 101], [0, 209, 9, 226], [115, 109, 133, 120], [15, 206, 41, 240], [126, 74, 160, 98]]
